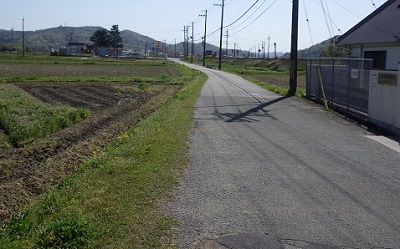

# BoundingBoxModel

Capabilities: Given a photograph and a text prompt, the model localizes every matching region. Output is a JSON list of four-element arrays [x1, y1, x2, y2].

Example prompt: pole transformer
[[289, 0, 299, 96]]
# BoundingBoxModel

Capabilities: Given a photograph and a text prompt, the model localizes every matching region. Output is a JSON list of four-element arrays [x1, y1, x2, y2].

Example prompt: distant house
[[337, 0, 400, 70], [96, 47, 123, 57], [60, 42, 90, 56]]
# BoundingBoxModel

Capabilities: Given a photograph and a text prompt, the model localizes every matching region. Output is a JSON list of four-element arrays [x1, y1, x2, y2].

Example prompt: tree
[[109, 25, 123, 49], [90, 28, 111, 48], [321, 42, 351, 58], [109, 25, 123, 59]]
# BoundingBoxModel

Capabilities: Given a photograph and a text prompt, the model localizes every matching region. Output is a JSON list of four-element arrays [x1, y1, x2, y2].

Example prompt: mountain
[[297, 36, 349, 59], [0, 25, 346, 58], [0, 26, 158, 53], [1, 26, 95, 52], [0, 26, 219, 55]]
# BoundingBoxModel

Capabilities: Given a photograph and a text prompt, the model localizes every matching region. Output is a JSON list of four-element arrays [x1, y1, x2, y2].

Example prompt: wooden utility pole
[[215, 0, 225, 70], [225, 29, 229, 57], [200, 10, 208, 67], [22, 17, 25, 57], [289, 0, 299, 96], [191, 22, 194, 63], [186, 25, 190, 57], [174, 39, 177, 57]]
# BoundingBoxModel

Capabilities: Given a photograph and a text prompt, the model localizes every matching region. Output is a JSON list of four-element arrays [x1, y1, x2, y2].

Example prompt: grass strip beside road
[[186, 57, 306, 97], [0, 63, 207, 248]]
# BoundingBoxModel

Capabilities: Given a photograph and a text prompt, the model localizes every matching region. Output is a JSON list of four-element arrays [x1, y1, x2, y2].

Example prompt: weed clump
[[35, 217, 91, 249]]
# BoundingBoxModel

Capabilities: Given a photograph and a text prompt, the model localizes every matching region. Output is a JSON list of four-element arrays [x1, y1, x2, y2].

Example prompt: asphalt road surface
[[168, 60, 400, 249]]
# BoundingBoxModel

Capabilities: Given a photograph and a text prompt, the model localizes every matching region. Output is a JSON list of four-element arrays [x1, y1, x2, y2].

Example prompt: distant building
[[96, 47, 123, 57], [59, 43, 90, 56]]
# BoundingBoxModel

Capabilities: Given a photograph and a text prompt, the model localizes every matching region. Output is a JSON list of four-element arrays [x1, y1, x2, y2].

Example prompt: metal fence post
[[347, 60, 351, 114], [331, 59, 335, 103]]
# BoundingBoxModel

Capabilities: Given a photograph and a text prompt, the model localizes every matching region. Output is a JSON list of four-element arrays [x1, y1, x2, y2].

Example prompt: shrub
[[1, 212, 32, 239], [35, 217, 91, 249]]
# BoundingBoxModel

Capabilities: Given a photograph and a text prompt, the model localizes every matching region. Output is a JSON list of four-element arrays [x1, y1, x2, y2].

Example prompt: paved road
[[168, 60, 400, 249]]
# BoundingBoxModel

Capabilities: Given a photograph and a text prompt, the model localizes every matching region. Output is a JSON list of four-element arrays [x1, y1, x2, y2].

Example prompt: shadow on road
[[220, 95, 290, 123]]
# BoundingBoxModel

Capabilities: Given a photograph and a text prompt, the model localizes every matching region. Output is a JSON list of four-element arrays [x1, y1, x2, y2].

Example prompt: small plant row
[[0, 84, 91, 146]]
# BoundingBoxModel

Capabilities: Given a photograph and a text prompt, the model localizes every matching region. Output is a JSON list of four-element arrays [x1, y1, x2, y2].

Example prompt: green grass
[[189, 57, 307, 97], [196, 58, 306, 97], [0, 53, 183, 83], [0, 84, 91, 146], [0, 61, 207, 248], [239, 74, 306, 97]]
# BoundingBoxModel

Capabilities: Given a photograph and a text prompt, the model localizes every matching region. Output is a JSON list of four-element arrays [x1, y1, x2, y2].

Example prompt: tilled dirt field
[[0, 82, 181, 219]]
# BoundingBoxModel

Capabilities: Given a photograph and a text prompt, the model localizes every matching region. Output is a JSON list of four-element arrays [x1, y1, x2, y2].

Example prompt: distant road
[[168, 59, 400, 249]]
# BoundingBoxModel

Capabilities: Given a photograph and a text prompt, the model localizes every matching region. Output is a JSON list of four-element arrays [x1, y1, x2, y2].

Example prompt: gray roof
[[337, 0, 399, 45]]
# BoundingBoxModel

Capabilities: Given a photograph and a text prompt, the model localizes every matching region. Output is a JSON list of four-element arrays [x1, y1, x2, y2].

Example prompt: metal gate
[[306, 58, 373, 115]]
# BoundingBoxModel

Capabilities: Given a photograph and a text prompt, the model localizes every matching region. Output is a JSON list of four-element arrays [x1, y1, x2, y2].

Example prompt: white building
[[336, 0, 400, 135], [337, 0, 400, 70]]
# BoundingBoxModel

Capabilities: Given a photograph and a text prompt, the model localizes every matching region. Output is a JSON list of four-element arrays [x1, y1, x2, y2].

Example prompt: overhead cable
[[302, 0, 314, 46], [230, 0, 277, 36], [224, 0, 259, 29]]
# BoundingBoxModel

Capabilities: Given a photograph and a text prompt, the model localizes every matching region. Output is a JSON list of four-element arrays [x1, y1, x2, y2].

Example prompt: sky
[[0, 0, 388, 52]]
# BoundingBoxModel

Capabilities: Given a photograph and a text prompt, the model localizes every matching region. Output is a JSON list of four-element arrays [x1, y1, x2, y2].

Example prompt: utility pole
[[200, 10, 208, 67], [183, 26, 186, 57], [262, 41, 265, 59], [191, 22, 194, 63], [115, 24, 119, 60], [164, 40, 167, 56], [225, 29, 229, 57], [182, 26, 186, 57], [145, 41, 148, 55], [174, 39, 177, 57], [22, 17, 25, 57], [215, 0, 225, 70], [186, 25, 190, 57], [289, 0, 299, 96]]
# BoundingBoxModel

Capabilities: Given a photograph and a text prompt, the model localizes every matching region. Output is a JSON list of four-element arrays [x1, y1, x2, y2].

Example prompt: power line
[[331, 0, 397, 39], [323, 0, 336, 36], [228, 0, 268, 33], [302, 0, 314, 46], [230, 0, 277, 36], [224, 0, 259, 29], [318, 0, 334, 39], [371, 0, 376, 9]]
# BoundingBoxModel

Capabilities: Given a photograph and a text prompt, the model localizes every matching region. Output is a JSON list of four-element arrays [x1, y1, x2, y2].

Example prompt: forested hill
[[0, 25, 345, 58], [0, 26, 157, 52], [297, 36, 349, 59]]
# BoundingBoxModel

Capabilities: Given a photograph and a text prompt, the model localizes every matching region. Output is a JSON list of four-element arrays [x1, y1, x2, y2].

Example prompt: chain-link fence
[[306, 58, 373, 115]]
